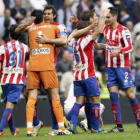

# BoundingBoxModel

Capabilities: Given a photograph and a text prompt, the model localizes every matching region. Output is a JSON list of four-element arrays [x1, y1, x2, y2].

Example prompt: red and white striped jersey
[[103, 24, 133, 67], [68, 35, 95, 81], [0, 40, 28, 84]]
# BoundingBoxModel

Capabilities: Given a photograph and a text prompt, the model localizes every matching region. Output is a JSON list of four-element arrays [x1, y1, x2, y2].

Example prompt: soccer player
[[67, 9, 109, 133], [16, 9, 71, 136], [64, 83, 105, 132], [70, 7, 140, 132], [35, 5, 68, 136], [0, 25, 28, 136], [102, 7, 140, 132]]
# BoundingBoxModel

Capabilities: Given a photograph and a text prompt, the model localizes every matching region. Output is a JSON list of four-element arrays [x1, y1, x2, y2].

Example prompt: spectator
[[11, 0, 27, 24], [47, 0, 63, 10], [94, 0, 113, 19], [60, 63, 73, 99], [134, 34, 140, 62], [57, 0, 75, 34], [0, 0, 5, 16], [29, 0, 47, 10], [3, 0, 15, 9], [56, 50, 72, 76], [120, 8, 134, 25], [0, 9, 16, 39], [133, 21, 140, 38], [77, 0, 93, 19]]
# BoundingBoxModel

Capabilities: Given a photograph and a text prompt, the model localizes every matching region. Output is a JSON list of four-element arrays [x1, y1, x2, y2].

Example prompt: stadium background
[[0, 0, 140, 126]]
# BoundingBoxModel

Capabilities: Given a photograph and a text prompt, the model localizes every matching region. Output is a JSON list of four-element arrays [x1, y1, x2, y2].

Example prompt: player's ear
[[89, 17, 93, 23], [114, 15, 117, 20], [53, 14, 56, 19]]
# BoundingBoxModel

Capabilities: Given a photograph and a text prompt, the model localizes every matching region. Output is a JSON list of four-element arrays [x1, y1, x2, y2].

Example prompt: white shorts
[[64, 104, 86, 119]]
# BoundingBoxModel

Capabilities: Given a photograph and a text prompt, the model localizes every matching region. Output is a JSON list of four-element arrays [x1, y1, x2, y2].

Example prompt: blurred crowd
[[0, 0, 140, 100]]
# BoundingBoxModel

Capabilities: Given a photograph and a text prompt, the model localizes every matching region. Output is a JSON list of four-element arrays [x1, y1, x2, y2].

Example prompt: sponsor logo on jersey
[[32, 48, 50, 55], [74, 63, 87, 71], [3, 68, 23, 74]]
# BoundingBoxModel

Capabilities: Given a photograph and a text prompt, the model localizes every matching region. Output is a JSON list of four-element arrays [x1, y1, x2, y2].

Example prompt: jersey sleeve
[[0, 45, 5, 56], [120, 28, 133, 54], [57, 24, 67, 37], [54, 26, 60, 38], [81, 35, 94, 48]]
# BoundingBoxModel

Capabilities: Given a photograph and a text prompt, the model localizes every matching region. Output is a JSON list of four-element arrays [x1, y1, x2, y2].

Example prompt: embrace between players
[[0, 5, 140, 137]]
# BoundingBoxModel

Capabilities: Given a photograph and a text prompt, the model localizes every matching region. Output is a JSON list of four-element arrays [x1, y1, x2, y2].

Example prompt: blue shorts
[[106, 67, 134, 89], [2, 84, 24, 103], [73, 77, 101, 97]]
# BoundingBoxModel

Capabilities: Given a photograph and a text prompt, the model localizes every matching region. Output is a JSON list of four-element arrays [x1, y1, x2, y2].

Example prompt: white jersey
[[0, 40, 28, 84]]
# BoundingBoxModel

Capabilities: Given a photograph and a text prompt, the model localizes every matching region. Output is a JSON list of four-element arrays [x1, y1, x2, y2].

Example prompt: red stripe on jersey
[[75, 71, 79, 81], [84, 41, 95, 78], [124, 53, 130, 67], [81, 69, 85, 80]]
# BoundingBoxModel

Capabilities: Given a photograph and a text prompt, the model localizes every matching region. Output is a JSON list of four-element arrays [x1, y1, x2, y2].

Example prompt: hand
[[110, 49, 120, 57], [102, 9, 110, 17], [89, 21, 99, 29], [26, 16, 36, 26], [35, 35, 48, 44], [69, 15, 78, 23]]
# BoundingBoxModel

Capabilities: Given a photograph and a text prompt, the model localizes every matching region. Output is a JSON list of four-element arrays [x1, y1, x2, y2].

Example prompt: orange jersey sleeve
[[27, 22, 60, 71]]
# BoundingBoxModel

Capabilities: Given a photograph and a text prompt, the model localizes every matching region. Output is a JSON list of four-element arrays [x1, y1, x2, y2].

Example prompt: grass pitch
[[0, 124, 140, 140]]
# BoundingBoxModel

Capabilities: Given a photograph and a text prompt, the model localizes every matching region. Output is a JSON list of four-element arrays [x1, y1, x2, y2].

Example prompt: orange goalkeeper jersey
[[27, 22, 59, 71]]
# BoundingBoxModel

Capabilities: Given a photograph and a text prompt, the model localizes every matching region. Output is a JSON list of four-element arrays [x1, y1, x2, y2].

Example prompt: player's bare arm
[[67, 21, 98, 42], [92, 9, 110, 40], [94, 42, 106, 50], [15, 16, 36, 33], [35, 35, 67, 46]]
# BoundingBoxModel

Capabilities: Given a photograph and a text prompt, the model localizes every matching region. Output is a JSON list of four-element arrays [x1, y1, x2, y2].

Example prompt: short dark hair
[[80, 10, 95, 21], [31, 10, 43, 24], [108, 7, 118, 16], [9, 24, 21, 40], [43, 5, 57, 21], [76, 21, 91, 30]]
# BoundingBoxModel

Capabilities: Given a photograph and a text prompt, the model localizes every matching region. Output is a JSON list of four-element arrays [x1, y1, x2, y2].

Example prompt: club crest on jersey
[[32, 48, 50, 55]]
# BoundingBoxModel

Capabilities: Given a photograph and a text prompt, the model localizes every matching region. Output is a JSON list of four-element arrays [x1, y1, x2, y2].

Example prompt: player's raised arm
[[36, 35, 68, 46], [15, 16, 36, 33], [70, 22, 98, 39], [92, 9, 110, 40]]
